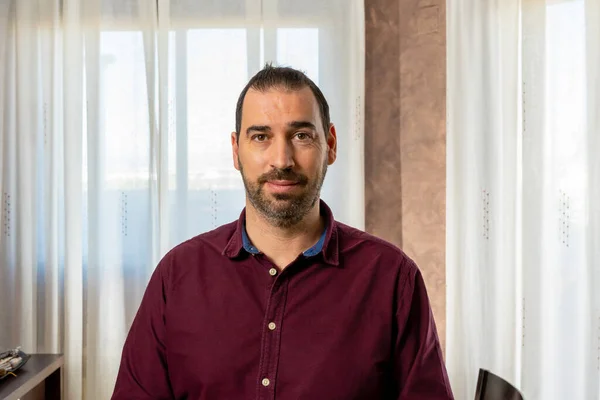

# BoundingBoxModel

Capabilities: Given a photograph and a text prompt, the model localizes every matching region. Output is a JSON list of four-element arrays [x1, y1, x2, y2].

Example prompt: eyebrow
[[288, 121, 317, 131], [246, 121, 317, 136], [246, 125, 271, 135]]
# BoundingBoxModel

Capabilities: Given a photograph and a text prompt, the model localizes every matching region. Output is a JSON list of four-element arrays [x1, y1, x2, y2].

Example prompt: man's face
[[232, 86, 337, 228]]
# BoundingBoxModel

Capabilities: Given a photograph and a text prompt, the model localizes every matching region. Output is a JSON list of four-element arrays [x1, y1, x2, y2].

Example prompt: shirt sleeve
[[394, 260, 454, 400], [111, 256, 174, 400]]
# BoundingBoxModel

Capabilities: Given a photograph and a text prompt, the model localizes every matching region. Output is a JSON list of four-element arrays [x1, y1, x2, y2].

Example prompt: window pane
[[100, 31, 150, 188], [546, 1, 585, 202], [187, 29, 247, 190], [277, 28, 319, 84], [183, 29, 248, 238], [170, 0, 248, 20]]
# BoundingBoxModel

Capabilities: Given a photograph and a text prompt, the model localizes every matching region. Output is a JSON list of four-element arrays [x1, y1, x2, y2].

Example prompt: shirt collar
[[241, 221, 327, 257], [222, 199, 340, 266]]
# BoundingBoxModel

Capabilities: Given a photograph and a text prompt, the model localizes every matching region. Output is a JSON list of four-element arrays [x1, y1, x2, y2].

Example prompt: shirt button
[[268, 322, 276, 331], [269, 268, 277, 276], [262, 378, 270, 387]]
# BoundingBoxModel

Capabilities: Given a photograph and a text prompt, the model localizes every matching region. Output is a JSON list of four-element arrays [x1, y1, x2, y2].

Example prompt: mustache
[[257, 168, 309, 185]]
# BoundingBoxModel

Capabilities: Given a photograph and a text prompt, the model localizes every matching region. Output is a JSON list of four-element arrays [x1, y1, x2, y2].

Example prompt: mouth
[[265, 180, 301, 193]]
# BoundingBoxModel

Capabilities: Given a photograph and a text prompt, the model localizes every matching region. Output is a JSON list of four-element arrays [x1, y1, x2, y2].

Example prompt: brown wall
[[364, 0, 446, 350]]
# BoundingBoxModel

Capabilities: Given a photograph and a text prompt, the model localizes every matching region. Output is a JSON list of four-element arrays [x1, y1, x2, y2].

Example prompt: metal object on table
[[0, 354, 64, 400], [0, 348, 31, 380]]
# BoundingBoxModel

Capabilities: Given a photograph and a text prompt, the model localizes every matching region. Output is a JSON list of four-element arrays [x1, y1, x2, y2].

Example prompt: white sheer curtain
[[447, 0, 600, 399], [0, 0, 365, 398]]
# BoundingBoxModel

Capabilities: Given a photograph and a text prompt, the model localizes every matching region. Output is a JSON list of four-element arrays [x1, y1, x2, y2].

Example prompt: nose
[[269, 136, 295, 170]]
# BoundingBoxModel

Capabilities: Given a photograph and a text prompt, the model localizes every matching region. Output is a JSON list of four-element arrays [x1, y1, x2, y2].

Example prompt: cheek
[[239, 148, 269, 174], [296, 151, 326, 175], [248, 149, 268, 165]]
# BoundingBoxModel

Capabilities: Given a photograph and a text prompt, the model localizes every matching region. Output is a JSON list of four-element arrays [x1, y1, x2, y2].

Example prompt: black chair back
[[474, 369, 524, 400]]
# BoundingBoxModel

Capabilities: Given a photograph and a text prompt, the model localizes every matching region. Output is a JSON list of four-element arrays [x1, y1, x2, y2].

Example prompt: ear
[[231, 132, 240, 170], [326, 123, 337, 165]]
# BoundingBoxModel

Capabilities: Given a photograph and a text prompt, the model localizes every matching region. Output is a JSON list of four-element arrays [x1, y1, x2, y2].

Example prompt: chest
[[163, 261, 397, 399]]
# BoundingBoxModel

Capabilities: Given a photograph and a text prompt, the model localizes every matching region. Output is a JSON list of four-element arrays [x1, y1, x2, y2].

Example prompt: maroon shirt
[[112, 201, 453, 400]]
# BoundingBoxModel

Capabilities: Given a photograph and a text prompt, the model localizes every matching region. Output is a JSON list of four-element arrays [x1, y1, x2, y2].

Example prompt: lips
[[257, 169, 308, 186], [268, 180, 299, 186], [265, 180, 301, 193]]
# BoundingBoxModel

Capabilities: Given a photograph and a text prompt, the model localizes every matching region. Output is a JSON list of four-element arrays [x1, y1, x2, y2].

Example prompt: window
[[91, 25, 323, 250]]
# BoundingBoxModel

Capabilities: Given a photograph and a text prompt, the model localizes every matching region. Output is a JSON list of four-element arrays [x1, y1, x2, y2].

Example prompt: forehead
[[241, 86, 322, 128]]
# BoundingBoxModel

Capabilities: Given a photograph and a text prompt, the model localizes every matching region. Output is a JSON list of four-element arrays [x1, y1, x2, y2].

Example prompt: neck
[[244, 201, 324, 269]]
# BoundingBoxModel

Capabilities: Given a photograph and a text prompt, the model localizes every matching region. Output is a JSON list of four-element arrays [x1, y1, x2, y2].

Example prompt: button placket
[[257, 272, 288, 399]]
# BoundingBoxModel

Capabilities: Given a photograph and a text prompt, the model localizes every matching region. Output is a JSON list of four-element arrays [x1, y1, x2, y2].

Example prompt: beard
[[238, 157, 328, 228]]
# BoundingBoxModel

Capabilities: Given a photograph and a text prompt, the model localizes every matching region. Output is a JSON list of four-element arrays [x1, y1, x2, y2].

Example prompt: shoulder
[[334, 221, 419, 277], [155, 220, 238, 278]]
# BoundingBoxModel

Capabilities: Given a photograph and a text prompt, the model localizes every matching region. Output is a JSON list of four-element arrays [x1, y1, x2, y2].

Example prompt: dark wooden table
[[0, 354, 63, 400]]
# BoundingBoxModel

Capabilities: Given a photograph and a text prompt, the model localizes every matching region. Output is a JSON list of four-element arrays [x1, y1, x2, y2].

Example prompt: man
[[112, 65, 454, 399]]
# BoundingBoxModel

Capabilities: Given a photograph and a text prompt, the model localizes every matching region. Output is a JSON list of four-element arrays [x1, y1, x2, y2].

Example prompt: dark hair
[[235, 64, 330, 140]]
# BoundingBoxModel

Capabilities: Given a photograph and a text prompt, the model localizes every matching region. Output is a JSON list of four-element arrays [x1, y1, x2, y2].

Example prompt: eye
[[294, 132, 311, 141], [252, 134, 267, 142]]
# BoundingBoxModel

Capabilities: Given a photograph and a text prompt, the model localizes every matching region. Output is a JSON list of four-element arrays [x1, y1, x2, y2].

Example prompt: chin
[[270, 193, 296, 201]]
